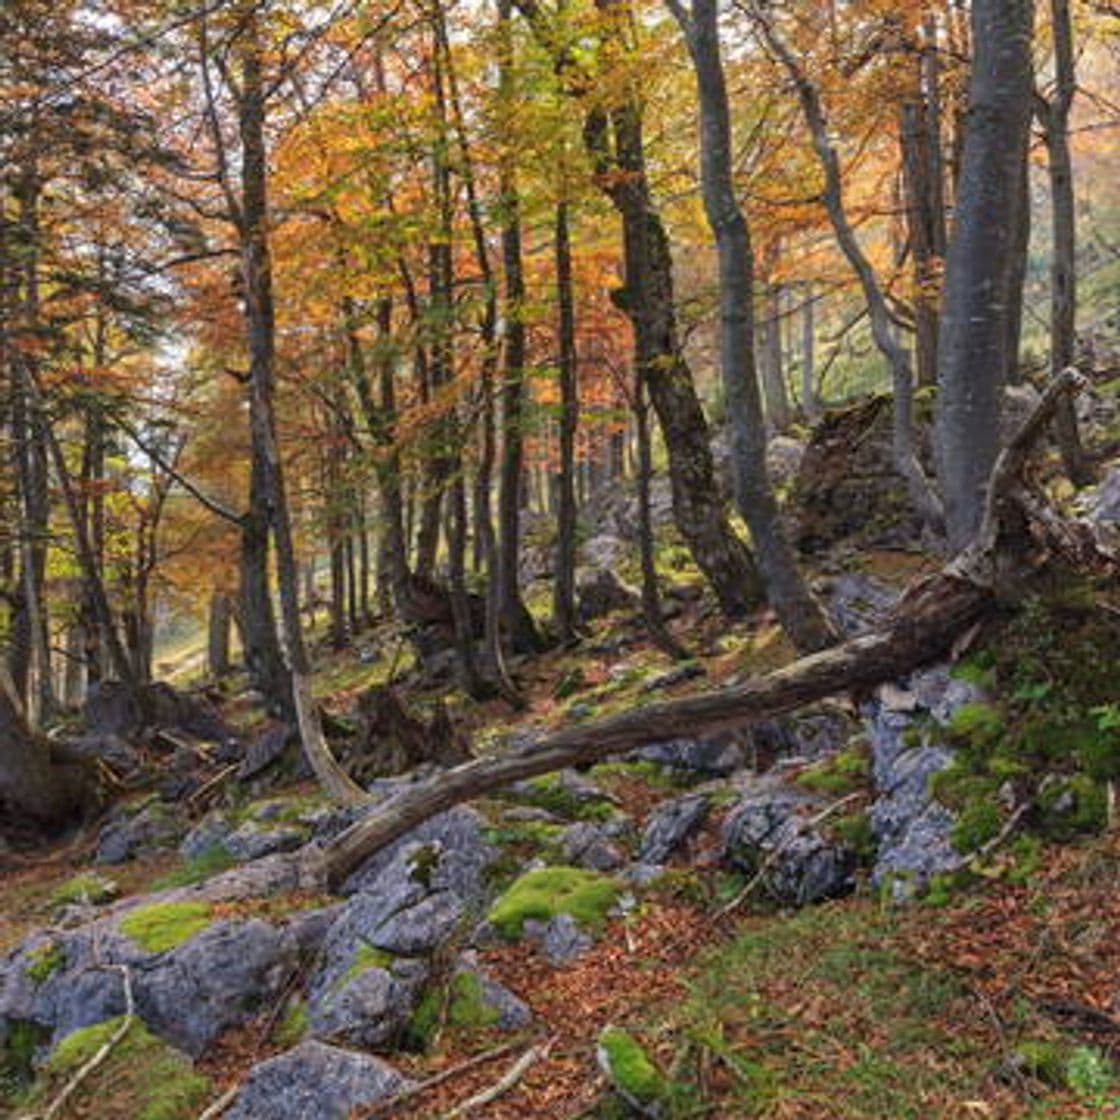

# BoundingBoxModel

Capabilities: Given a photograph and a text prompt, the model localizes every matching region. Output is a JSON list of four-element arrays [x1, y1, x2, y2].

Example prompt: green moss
[[49, 873, 119, 908], [1016, 1040, 1071, 1087], [506, 775, 615, 822], [273, 998, 308, 1047], [950, 799, 1004, 854], [340, 943, 395, 988], [1036, 775, 1108, 841], [488, 866, 620, 939], [25, 941, 65, 985], [39, 1017, 210, 1120], [119, 900, 212, 954], [404, 986, 442, 1051], [797, 743, 871, 796], [447, 972, 500, 1031], [831, 811, 876, 864], [598, 1026, 670, 1108], [946, 702, 1005, 747], [151, 845, 236, 890]]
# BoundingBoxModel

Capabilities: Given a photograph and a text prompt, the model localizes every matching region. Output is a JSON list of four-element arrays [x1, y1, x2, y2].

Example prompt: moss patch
[[598, 1026, 671, 1109], [24, 941, 65, 985], [273, 998, 309, 1047], [488, 866, 620, 939], [447, 971, 500, 1031], [796, 741, 871, 797], [34, 1017, 210, 1120], [48, 873, 119, 908], [340, 943, 395, 989], [118, 900, 212, 954]]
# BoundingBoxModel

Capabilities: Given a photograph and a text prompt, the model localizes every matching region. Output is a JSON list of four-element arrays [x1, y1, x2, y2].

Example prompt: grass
[[118, 900, 213, 954]]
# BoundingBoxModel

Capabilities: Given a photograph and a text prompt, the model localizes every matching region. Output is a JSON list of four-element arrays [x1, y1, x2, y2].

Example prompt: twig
[[440, 1037, 554, 1119], [32, 965, 134, 1120], [358, 1039, 525, 1119], [715, 791, 864, 920], [948, 801, 1030, 873], [196, 1083, 240, 1120], [187, 763, 239, 807]]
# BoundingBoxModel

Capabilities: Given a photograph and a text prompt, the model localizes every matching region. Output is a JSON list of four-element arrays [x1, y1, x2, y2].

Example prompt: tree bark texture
[[935, 0, 1034, 548]]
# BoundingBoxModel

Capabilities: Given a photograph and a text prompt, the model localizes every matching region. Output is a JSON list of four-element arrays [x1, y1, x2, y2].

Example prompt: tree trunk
[[236, 16, 363, 803], [1040, 0, 1092, 486], [673, 0, 836, 653], [552, 198, 580, 645], [517, 0, 762, 619], [496, 0, 542, 656], [935, 0, 1034, 548], [0, 669, 92, 842], [207, 591, 233, 678], [634, 375, 688, 660], [751, 6, 944, 537], [801, 286, 817, 419]]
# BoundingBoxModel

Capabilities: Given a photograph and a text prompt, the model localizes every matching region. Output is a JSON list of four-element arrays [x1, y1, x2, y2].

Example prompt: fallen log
[[315, 370, 1108, 889]]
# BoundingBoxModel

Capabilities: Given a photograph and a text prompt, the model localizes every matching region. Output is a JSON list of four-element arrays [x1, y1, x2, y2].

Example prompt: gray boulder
[[639, 794, 711, 864], [721, 775, 856, 905], [524, 913, 592, 966], [866, 665, 979, 897], [576, 568, 640, 623], [561, 822, 626, 872], [224, 1040, 410, 1120], [308, 958, 427, 1049], [95, 800, 186, 864], [1086, 468, 1120, 524]]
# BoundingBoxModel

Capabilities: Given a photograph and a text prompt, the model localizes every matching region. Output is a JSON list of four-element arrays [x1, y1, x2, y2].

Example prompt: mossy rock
[[28, 1017, 210, 1120], [118, 900, 212, 953], [273, 998, 309, 1047], [596, 1026, 671, 1117], [339, 943, 396, 989], [24, 941, 65, 985], [49, 873, 119, 909], [796, 742, 871, 797], [488, 866, 620, 939]]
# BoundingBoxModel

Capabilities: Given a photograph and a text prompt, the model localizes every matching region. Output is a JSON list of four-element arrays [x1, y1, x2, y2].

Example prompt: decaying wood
[[315, 371, 1103, 889]]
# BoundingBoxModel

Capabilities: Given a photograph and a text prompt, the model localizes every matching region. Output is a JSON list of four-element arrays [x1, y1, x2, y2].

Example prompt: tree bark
[[207, 591, 233, 678], [1038, 0, 1092, 486], [552, 198, 580, 645], [235, 14, 363, 803], [935, 0, 1034, 548], [670, 0, 837, 653]]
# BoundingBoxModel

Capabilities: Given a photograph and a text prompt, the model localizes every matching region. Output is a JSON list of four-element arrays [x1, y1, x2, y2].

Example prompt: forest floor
[[5, 547, 1120, 1119]]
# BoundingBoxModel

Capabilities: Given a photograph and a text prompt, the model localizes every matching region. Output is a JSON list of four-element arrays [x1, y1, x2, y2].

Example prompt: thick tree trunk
[[801, 287, 817, 420], [314, 371, 1093, 886], [935, 0, 1034, 548], [0, 668, 92, 842], [673, 0, 836, 653]]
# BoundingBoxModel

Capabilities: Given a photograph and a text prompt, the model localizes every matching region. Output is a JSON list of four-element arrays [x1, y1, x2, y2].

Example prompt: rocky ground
[[3, 375, 1120, 1120]]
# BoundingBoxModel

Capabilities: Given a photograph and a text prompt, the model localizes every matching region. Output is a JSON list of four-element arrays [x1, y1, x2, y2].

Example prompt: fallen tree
[[307, 371, 1110, 887]]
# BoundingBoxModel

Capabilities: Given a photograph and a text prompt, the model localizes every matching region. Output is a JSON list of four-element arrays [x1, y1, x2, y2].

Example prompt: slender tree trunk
[[208, 591, 233, 678], [1040, 0, 1092, 485], [496, 0, 542, 655], [517, 0, 761, 619], [634, 375, 688, 659], [672, 0, 836, 652], [752, 6, 944, 536], [236, 17, 363, 802], [553, 198, 580, 645], [801, 286, 817, 419], [935, 0, 1034, 548]]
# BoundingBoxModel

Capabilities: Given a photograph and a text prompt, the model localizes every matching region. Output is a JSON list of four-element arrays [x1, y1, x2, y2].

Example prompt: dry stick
[[714, 791, 865, 920], [359, 1038, 525, 1119], [195, 1083, 240, 1120], [31, 965, 134, 1120], [186, 762, 239, 808], [440, 1037, 555, 1120]]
